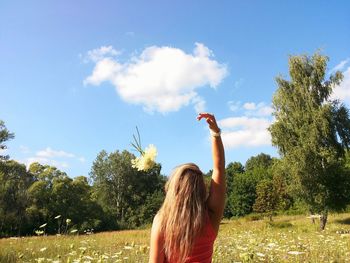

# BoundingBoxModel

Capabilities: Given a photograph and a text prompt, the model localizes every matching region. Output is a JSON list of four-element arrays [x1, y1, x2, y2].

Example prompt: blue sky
[[1, 0, 349, 177]]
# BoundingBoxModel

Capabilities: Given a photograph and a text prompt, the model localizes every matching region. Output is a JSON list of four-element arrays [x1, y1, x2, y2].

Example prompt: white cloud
[[36, 147, 75, 158], [254, 102, 274, 116], [84, 43, 227, 113], [223, 101, 274, 148], [84, 45, 121, 63], [228, 101, 241, 112], [243, 102, 256, 110], [218, 116, 272, 149], [26, 157, 69, 169], [244, 102, 273, 116], [332, 66, 350, 105], [192, 97, 206, 114], [229, 101, 273, 117], [25, 147, 85, 170], [330, 58, 349, 74]]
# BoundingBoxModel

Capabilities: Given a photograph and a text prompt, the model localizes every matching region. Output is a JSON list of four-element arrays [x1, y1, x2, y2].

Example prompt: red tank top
[[165, 213, 217, 263]]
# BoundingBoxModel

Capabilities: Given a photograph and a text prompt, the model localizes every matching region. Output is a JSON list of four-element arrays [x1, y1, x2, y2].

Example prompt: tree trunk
[[320, 209, 328, 231], [309, 209, 315, 224]]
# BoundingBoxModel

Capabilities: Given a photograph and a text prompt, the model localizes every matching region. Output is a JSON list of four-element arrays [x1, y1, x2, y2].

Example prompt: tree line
[[0, 147, 166, 237], [1, 52, 350, 237]]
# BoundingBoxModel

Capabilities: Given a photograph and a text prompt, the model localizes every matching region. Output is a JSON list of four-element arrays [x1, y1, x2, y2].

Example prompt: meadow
[[1, 213, 350, 263]]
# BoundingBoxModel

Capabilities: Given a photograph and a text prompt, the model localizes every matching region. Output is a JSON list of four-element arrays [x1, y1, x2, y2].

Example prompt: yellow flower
[[131, 144, 157, 171], [130, 127, 158, 172], [144, 144, 157, 160]]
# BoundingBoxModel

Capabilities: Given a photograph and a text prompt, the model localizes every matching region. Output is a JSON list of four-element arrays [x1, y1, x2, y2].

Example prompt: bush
[[244, 213, 264, 222]]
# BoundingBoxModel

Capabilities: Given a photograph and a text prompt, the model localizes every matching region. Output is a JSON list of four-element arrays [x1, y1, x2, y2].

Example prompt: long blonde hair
[[158, 163, 208, 263]]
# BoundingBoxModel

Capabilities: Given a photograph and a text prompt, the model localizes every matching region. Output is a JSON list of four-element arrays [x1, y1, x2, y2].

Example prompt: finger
[[197, 113, 214, 120], [197, 114, 206, 121], [200, 112, 213, 117]]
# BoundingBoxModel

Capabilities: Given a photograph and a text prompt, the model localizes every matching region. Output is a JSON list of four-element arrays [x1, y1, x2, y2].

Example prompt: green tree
[[0, 160, 34, 236], [228, 173, 257, 217], [227, 155, 274, 217], [270, 160, 294, 212], [269, 53, 350, 230], [226, 162, 245, 193], [345, 150, 350, 170], [245, 153, 273, 172], [0, 120, 14, 161], [135, 190, 165, 226], [90, 150, 165, 229], [27, 163, 102, 234], [50, 175, 104, 233], [224, 162, 244, 217], [26, 163, 67, 232], [245, 153, 274, 184], [253, 179, 278, 221]]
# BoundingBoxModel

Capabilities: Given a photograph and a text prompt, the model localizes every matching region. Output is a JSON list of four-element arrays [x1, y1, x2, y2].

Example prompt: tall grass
[[1, 213, 350, 262]]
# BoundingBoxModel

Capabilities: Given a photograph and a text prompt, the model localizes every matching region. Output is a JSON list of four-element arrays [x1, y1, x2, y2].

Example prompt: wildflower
[[66, 219, 72, 224], [35, 230, 44, 236], [267, 242, 277, 248], [40, 247, 47, 252], [130, 127, 157, 171], [287, 251, 305, 255], [124, 246, 133, 250]]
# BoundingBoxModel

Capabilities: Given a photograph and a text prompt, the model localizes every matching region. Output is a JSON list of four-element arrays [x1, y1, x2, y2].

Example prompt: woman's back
[[179, 212, 216, 263], [149, 113, 225, 263]]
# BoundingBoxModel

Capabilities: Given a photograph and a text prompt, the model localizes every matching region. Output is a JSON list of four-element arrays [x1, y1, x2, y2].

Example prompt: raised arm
[[197, 113, 225, 232]]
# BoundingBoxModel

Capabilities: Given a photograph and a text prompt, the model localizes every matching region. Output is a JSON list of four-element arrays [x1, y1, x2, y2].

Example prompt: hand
[[197, 113, 220, 133]]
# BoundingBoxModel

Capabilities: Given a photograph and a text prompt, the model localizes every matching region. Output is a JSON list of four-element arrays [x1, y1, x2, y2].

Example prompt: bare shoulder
[[149, 213, 165, 263], [152, 213, 161, 229], [151, 213, 163, 238]]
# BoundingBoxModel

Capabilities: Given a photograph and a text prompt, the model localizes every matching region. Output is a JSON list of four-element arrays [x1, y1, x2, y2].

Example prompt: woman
[[149, 113, 225, 263]]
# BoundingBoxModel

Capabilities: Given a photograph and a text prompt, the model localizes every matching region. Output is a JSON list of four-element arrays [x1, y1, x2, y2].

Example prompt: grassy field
[[1, 213, 350, 262]]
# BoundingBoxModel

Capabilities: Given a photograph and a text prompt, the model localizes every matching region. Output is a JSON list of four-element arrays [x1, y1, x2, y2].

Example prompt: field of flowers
[[1, 213, 350, 262]]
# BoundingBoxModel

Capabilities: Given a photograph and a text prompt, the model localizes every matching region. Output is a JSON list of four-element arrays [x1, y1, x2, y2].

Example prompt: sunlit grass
[[1, 213, 350, 262]]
